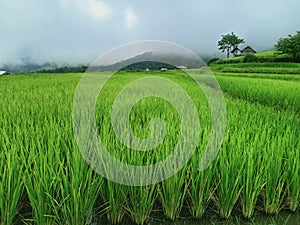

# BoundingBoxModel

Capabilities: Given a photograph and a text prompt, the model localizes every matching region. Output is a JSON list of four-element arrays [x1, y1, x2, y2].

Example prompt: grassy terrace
[[210, 62, 300, 74]]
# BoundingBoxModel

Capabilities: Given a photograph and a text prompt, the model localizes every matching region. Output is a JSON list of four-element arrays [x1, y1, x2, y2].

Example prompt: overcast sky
[[0, 0, 299, 65]]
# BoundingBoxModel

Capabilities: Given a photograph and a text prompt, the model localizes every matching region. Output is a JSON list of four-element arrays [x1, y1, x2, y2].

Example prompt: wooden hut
[[241, 46, 256, 55]]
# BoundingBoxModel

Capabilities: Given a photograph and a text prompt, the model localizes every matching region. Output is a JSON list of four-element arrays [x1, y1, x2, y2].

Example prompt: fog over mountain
[[0, 0, 299, 66]]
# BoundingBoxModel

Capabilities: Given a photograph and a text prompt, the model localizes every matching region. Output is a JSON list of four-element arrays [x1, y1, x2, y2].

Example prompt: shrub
[[243, 54, 258, 63], [208, 58, 220, 65]]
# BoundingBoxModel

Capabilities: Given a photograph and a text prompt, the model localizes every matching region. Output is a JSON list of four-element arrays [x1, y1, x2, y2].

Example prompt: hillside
[[209, 50, 300, 65], [208, 50, 300, 76], [210, 62, 300, 74], [91, 51, 207, 71]]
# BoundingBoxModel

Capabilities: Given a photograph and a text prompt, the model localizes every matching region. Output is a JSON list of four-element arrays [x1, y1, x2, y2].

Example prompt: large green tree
[[275, 31, 300, 59], [218, 32, 245, 58]]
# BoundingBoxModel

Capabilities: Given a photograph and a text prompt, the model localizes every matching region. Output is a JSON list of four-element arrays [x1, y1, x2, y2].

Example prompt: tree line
[[217, 31, 300, 59]]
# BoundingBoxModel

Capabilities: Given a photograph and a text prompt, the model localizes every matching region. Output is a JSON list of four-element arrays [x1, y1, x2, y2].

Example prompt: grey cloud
[[0, 0, 299, 65]]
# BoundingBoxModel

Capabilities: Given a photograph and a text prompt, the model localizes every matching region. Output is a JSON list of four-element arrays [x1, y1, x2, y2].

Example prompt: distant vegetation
[[89, 52, 205, 72], [93, 61, 177, 72], [217, 32, 245, 58], [275, 31, 300, 59], [0, 63, 88, 74], [213, 31, 300, 64], [210, 61, 300, 74], [1, 52, 208, 74], [209, 50, 300, 65]]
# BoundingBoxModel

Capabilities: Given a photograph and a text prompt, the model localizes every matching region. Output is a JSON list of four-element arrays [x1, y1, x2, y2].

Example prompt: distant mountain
[[0, 52, 210, 74], [0, 62, 86, 74], [91, 51, 208, 71], [0, 63, 41, 74]]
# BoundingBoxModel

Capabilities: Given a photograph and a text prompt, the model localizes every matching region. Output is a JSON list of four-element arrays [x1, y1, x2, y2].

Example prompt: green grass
[[0, 143, 24, 225], [214, 76, 300, 112], [210, 62, 300, 74], [254, 50, 291, 59], [187, 149, 215, 219], [0, 71, 299, 225], [212, 50, 294, 64], [215, 72, 300, 81]]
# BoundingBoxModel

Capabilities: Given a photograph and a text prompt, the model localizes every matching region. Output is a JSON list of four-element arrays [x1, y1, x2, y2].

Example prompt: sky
[[0, 0, 299, 65]]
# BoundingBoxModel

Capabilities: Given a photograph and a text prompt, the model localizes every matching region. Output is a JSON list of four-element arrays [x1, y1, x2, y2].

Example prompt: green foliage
[[0, 71, 299, 224], [159, 169, 188, 220], [102, 181, 127, 224], [0, 145, 24, 225], [207, 57, 221, 65], [213, 76, 300, 112], [215, 72, 300, 81], [210, 62, 300, 74], [213, 50, 300, 64], [275, 31, 300, 59], [243, 54, 258, 63], [255, 50, 290, 59], [126, 185, 157, 225], [38, 66, 88, 73], [217, 32, 245, 58], [187, 149, 215, 218]]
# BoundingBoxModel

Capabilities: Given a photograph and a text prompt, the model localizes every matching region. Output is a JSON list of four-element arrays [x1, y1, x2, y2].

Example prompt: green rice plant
[[119, 148, 158, 225], [215, 72, 300, 81], [54, 145, 102, 225], [286, 152, 300, 211], [262, 133, 287, 215], [158, 168, 188, 221], [0, 71, 299, 224], [210, 62, 300, 74], [214, 76, 300, 112], [101, 180, 128, 224], [95, 127, 129, 224], [24, 146, 61, 225], [283, 126, 300, 211], [214, 131, 246, 218], [22, 112, 68, 225], [240, 134, 265, 218], [187, 145, 215, 219], [126, 184, 157, 225], [0, 140, 24, 225]]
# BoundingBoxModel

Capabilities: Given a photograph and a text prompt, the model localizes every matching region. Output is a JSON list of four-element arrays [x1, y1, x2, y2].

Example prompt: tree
[[218, 32, 245, 58], [275, 31, 300, 59]]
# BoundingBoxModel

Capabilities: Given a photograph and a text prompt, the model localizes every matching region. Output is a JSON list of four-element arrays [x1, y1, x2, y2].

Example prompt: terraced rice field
[[0, 67, 299, 225]]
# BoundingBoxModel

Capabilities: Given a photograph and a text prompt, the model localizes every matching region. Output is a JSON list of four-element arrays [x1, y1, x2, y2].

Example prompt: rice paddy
[[0, 69, 299, 225]]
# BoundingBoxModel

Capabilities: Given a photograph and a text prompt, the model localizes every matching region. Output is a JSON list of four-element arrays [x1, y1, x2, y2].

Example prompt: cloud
[[1, 0, 300, 65], [63, 0, 111, 21], [125, 8, 138, 28]]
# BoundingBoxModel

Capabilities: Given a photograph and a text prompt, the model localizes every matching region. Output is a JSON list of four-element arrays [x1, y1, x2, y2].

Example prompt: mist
[[0, 0, 299, 66]]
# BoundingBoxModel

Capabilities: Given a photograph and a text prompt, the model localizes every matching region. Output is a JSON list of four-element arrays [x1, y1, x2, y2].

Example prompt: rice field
[[0, 70, 299, 225], [210, 62, 300, 74]]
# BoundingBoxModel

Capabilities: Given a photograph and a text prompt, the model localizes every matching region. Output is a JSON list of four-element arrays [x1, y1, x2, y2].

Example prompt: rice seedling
[[101, 180, 128, 224], [21, 114, 71, 225], [53, 143, 103, 225], [187, 146, 215, 219], [214, 132, 246, 218], [285, 128, 300, 211], [23, 138, 62, 225], [261, 134, 287, 215], [215, 72, 300, 81], [126, 184, 157, 225], [210, 62, 300, 74], [0, 141, 24, 225], [239, 136, 265, 218], [214, 76, 300, 111], [158, 168, 188, 221]]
